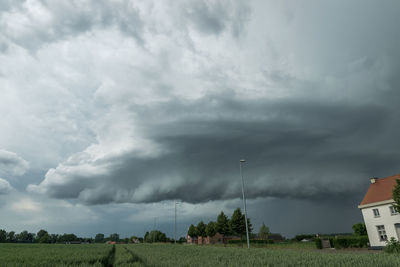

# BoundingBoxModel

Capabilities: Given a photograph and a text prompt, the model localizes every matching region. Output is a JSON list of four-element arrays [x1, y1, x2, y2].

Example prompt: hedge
[[228, 239, 275, 244], [315, 238, 322, 249], [315, 236, 368, 249]]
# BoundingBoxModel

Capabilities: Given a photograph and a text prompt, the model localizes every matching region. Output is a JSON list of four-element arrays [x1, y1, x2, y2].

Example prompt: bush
[[315, 238, 322, 249], [331, 236, 368, 249], [384, 237, 400, 253], [227, 239, 274, 245]]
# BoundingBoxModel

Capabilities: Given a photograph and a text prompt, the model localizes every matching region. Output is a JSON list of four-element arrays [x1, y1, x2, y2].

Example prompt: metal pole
[[174, 201, 177, 244], [240, 160, 250, 249]]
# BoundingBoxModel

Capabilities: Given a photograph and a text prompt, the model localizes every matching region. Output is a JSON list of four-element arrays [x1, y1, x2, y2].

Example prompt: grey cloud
[[183, 0, 250, 36], [0, 149, 29, 177], [0, 0, 145, 50], [0, 178, 12, 194], [28, 86, 400, 204]]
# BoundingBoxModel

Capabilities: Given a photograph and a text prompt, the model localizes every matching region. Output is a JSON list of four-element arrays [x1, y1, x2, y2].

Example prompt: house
[[186, 235, 198, 244], [187, 233, 240, 245], [358, 174, 400, 248]]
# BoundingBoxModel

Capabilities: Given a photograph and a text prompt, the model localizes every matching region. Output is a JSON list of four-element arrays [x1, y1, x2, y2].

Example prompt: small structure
[[358, 174, 400, 248], [187, 233, 239, 245], [186, 235, 198, 244]]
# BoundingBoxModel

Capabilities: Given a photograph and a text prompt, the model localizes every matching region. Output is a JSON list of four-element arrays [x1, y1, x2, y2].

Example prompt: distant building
[[186, 235, 198, 244], [187, 233, 240, 245], [358, 174, 400, 248]]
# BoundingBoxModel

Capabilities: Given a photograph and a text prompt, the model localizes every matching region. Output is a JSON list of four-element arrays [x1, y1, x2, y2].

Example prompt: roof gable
[[360, 174, 400, 206]]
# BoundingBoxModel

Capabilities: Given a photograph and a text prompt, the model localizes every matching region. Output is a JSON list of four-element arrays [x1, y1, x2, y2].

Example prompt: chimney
[[370, 177, 378, 184]]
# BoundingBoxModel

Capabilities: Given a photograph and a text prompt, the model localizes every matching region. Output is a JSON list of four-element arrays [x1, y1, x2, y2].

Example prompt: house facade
[[358, 174, 400, 248]]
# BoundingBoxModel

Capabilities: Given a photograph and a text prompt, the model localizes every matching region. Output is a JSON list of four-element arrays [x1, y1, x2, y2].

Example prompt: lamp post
[[239, 159, 250, 249], [174, 201, 180, 244], [174, 201, 177, 244]]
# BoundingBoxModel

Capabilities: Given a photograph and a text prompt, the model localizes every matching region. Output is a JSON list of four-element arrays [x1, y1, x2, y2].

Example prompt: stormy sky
[[1, 0, 400, 238]]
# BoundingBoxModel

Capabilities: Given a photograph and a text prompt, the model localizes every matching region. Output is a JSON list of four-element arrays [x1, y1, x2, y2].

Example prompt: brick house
[[187, 233, 240, 245]]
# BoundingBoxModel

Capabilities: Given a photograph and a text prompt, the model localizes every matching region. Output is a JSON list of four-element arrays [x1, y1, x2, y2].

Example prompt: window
[[390, 206, 398, 215], [373, 208, 380, 217], [377, 225, 387, 241]]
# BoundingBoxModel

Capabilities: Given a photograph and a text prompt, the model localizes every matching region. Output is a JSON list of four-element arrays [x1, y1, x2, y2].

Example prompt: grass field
[[1, 243, 400, 267]]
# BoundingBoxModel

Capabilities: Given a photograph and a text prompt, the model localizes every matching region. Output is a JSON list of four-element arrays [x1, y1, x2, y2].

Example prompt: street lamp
[[174, 201, 179, 244], [239, 159, 250, 249]]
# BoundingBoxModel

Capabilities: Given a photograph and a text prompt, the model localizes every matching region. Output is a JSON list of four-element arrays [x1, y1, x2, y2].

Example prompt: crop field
[[0, 244, 114, 267], [1, 243, 400, 267]]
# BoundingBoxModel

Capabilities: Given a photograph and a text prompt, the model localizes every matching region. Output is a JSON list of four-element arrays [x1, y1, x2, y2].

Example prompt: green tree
[[17, 231, 29, 242], [393, 179, 400, 213], [7, 231, 15, 243], [144, 230, 167, 243], [230, 208, 252, 242], [205, 221, 217, 237], [197, 221, 207, 237], [95, 233, 105, 243], [259, 223, 270, 240], [216, 211, 230, 235], [36, 229, 49, 243], [109, 233, 119, 242], [187, 224, 198, 238], [352, 223, 367, 236], [0, 229, 6, 242]]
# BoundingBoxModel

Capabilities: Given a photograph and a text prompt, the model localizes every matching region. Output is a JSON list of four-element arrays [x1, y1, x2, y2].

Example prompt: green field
[[1, 243, 400, 267]]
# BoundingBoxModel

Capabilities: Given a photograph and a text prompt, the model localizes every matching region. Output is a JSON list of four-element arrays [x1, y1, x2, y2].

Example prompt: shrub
[[331, 236, 368, 249], [315, 238, 322, 249], [227, 239, 274, 245], [384, 237, 400, 253]]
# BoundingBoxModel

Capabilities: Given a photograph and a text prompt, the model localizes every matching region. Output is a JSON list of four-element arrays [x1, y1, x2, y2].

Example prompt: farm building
[[186, 233, 240, 245], [358, 174, 400, 248]]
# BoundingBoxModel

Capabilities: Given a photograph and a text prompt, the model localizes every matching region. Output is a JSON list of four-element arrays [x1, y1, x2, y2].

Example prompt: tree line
[[187, 208, 254, 240], [0, 229, 141, 244]]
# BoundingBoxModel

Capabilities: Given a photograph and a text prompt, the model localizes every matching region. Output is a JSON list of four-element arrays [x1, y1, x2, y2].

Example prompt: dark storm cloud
[[17, 0, 400, 209], [29, 84, 400, 204]]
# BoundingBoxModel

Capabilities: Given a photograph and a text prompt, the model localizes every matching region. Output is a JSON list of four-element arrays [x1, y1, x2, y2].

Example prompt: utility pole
[[153, 217, 156, 243], [240, 159, 250, 249], [174, 201, 177, 244]]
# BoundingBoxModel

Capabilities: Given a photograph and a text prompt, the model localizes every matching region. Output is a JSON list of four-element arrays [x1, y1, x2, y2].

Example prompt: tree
[[7, 231, 15, 243], [50, 234, 59, 244], [144, 230, 167, 243], [393, 179, 400, 213], [17, 231, 29, 242], [109, 233, 119, 242], [0, 229, 6, 242], [187, 224, 198, 238], [197, 221, 206, 237], [37, 229, 50, 243], [352, 223, 367, 236], [259, 223, 270, 244], [205, 222, 217, 237], [230, 208, 252, 242], [95, 233, 105, 243], [216, 211, 230, 235]]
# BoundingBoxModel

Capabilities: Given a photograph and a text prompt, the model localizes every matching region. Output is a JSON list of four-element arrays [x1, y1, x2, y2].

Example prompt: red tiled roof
[[360, 174, 400, 205]]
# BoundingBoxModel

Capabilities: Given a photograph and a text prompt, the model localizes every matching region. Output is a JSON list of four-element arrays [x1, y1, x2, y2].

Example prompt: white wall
[[361, 202, 400, 247]]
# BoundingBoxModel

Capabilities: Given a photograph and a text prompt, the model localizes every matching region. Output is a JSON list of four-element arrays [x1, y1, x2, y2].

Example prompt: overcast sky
[[1, 0, 400, 239]]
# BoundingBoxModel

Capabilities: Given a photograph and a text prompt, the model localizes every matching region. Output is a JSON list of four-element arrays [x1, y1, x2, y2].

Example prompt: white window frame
[[373, 208, 380, 217], [377, 225, 387, 241], [390, 206, 398, 215]]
